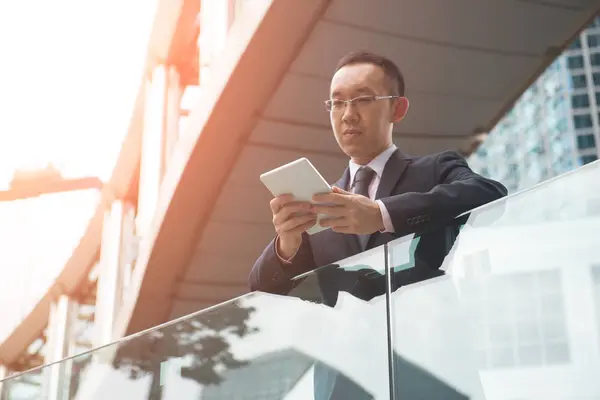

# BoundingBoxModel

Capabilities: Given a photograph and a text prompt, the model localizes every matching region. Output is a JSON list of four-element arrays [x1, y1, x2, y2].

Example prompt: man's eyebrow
[[330, 87, 375, 98]]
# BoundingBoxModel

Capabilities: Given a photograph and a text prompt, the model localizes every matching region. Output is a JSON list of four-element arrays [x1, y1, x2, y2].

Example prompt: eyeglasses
[[324, 95, 399, 112]]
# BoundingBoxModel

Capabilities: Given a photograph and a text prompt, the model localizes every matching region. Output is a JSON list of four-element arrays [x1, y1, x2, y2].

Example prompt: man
[[248, 51, 507, 294]]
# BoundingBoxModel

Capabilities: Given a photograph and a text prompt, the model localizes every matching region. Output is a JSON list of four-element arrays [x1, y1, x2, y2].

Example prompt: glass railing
[[1, 160, 599, 399]]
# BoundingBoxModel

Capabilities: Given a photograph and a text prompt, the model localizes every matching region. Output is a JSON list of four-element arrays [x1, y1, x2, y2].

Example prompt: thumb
[[332, 186, 351, 195]]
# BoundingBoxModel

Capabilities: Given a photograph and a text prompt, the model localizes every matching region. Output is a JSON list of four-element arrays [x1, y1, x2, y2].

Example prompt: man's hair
[[335, 51, 405, 97]]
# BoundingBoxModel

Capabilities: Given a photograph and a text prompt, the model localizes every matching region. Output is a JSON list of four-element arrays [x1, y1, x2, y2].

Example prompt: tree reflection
[[111, 299, 258, 395]]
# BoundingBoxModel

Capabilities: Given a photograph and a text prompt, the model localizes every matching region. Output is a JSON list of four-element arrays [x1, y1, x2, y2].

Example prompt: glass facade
[[1, 157, 599, 400], [469, 16, 600, 193]]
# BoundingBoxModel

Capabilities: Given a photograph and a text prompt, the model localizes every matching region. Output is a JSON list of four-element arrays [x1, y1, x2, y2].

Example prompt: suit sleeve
[[248, 233, 316, 294], [380, 151, 507, 236]]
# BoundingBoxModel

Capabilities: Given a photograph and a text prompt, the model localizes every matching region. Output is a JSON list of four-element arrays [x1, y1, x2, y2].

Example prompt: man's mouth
[[343, 128, 361, 136]]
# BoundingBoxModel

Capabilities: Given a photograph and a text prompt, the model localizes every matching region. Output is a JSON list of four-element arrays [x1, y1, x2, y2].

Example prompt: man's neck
[[351, 144, 394, 166]]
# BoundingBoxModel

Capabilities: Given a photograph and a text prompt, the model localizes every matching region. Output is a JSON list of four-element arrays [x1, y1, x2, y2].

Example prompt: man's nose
[[341, 102, 360, 123]]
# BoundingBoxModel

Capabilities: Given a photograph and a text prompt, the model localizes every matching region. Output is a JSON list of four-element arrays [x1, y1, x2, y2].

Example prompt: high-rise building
[[469, 16, 600, 193]]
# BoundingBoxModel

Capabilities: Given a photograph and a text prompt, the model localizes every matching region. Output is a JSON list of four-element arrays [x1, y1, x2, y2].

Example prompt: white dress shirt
[[347, 144, 397, 233]]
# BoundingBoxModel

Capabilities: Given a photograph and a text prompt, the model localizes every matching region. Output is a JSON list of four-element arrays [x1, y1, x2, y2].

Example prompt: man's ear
[[391, 97, 409, 123]]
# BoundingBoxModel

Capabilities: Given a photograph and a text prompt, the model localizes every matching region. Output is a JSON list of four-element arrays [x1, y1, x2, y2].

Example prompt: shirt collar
[[349, 144, 397, 187]]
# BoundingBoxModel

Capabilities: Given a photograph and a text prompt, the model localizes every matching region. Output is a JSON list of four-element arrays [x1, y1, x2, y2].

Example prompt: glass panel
[[571, 94, 590, 109], [1, 247, 390, 399], [388, 160, 600, 399], [0, 369, 43, 399], [588, 33, 600, 48], [567, 55, 584, 69], [582, 154, 598, 165], [574, 114, 593, 129], [577, 134, 597, 150], [570, 74, 587, 90]]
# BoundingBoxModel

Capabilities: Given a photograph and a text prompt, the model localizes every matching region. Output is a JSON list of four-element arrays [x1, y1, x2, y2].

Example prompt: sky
[[0, 0, 159, 338], [0, 0, 158, 188]]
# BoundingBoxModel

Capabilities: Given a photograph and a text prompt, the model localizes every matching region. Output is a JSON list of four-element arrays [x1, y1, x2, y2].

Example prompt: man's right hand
[[270, 194, 317, 260]]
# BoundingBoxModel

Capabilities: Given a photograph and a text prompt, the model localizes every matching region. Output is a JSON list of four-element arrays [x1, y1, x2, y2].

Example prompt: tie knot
[[354, 166, 375, 184]]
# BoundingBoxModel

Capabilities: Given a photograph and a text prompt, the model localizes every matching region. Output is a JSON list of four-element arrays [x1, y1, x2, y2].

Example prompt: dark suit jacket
[[248, 149, 507, 294]]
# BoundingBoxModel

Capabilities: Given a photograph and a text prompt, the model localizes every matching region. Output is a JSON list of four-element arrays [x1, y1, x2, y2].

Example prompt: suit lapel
[[333, 168, 350, 192], [375, 149, 410, 200]]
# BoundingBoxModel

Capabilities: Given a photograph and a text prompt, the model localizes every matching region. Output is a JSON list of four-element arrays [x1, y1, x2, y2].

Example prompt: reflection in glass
[[389, 160, 600, 400]]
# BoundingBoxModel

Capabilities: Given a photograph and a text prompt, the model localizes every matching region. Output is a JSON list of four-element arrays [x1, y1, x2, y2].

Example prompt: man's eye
[[355, 97, 374, 104], [331, 100, 345, 107]]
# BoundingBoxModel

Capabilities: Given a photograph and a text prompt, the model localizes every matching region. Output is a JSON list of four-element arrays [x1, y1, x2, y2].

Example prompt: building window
[[596, 92, 600, 106], [577, 134, 597, 150], [582, 154, 598, 165], [572, 94, 590, 109], [462, 269, 570, 370], [591, 53, 600, 67], [571, 74, 587, 89], [588, 33, 600, 48], [574, 114, 593, 129], [569, 37, 582, 50], [594, 72, 600, 86], [568, 55, 585, 69]]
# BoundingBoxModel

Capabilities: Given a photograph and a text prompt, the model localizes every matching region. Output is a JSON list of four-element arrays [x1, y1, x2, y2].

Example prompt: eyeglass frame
[[324, 95, 400, 112]]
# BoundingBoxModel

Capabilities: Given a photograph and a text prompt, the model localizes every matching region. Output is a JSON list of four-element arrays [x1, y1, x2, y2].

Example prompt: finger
[[273, 202, 312, 225], [331, 186, 352, 195], [269, 194, 295, 213], [278, 214, 317, 235], [312, 192, 350, 205], [318, 216, 352, 233], [310, 204, 346, 218], [331, 225, 353, 234], [319, 216, 348, 228], [288, 217, 319, 236]]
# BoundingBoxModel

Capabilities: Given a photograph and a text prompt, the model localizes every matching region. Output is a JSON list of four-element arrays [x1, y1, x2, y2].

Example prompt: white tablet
[[260, 157, 332, 235]]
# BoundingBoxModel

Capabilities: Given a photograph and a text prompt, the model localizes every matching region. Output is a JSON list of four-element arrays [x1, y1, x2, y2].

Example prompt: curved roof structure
[[117, 0, 600, 337]]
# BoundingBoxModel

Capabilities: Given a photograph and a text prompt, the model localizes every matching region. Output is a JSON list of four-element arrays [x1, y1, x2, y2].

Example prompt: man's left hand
[[311, 186, 384, 234]]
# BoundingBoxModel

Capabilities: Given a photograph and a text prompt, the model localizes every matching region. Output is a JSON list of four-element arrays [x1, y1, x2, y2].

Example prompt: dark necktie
[[352, 166, 375, 197], [352, 166, 376, 249]]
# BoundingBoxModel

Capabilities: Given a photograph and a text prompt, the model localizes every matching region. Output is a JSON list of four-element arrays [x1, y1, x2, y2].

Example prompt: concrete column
[[198, 0, 236, 84], [43, 295, 78, 400], [94, 200, 132, 349], [164, 66, 181, 168], [137, 65, 168, 236], [120, 204, 137, 306]]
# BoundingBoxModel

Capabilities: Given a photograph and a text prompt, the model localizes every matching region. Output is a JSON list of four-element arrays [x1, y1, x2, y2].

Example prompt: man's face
[[329, 63, 406, 164]]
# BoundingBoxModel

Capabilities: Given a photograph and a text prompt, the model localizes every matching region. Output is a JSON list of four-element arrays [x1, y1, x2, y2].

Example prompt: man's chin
[[341, 146, 369, 161]]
